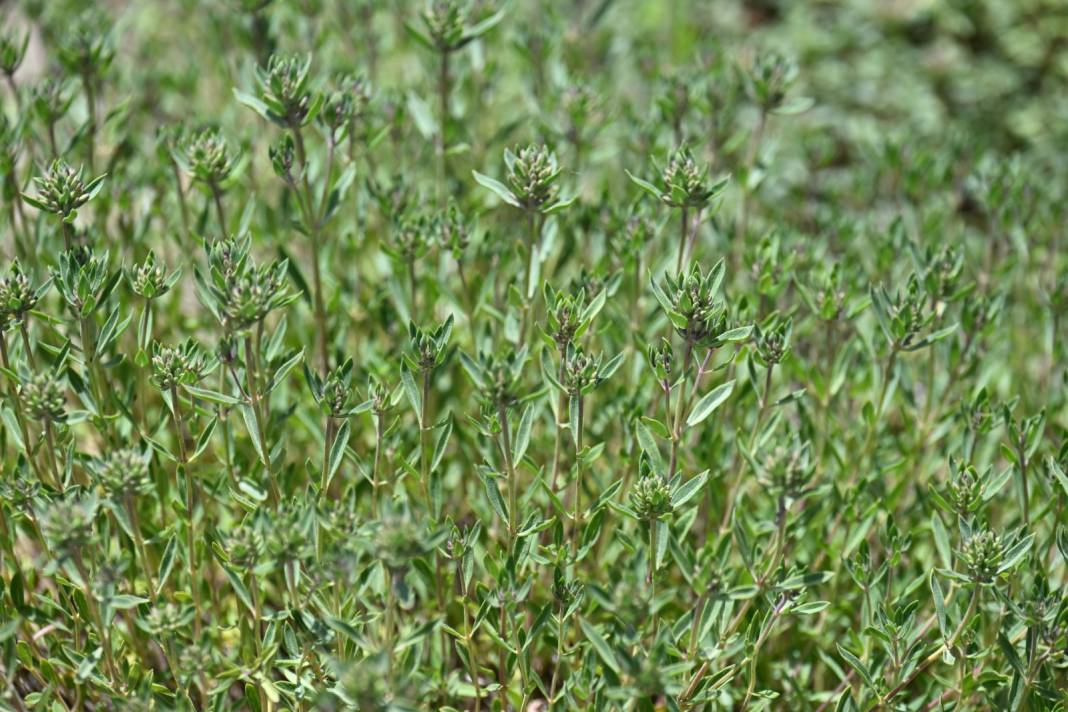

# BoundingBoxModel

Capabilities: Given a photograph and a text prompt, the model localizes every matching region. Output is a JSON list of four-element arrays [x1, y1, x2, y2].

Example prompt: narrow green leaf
[[326, 420, 350, 490], [635, 418, 664, 474], [459, 351, 487, 390], [472, 171, 521, 207], [185, 385, 242, 406], [191, 417, 218, 462], [396, 619, 441, 652], [931, 513, 951, 569], [542, 195, 578, 214], [569, 395, 580, 448], [481, 472, 508, 523], [625, 170, 664, 200], [670, 470, 708, 508], [997, 533, 1033, 574], [514, 404, 534, 463], [403, 21, 436, 51], [109, 595, 149, 610], [157, 536, 178, 596], [400, 365, 422, 420], [579, 618, 621, 674], [461, 9, 505, 42], [998, 632, 1026, 677], [406, 91, 435, 139], [240, 403, 267, 465], [777, 571, 832, 590], [1048, 457, 1068, 497], [268, 348, 305, 393], [233, 88, 271, 120], [432, 417, 453, 473], [930, 574, 948, 641], [222, 565, 256, 615], [686, 380, 736, 427], [579, 289, 607, 329], [772, 96, 815, 115], [836, 644, 875, 689]]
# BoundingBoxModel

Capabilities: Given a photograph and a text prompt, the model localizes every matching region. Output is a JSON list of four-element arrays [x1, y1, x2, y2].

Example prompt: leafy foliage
[[0, 0, 1066, 710]]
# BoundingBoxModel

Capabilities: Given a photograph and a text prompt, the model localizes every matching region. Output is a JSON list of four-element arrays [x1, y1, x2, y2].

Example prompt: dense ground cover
[[0, 0, 1066, 709]]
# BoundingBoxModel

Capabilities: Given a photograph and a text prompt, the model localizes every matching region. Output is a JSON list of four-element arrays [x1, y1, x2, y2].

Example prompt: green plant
[[0, 2, 1065, 711]]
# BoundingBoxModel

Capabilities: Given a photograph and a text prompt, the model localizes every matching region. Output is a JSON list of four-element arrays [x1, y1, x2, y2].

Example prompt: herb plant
[[0, 1, 1066, 711]]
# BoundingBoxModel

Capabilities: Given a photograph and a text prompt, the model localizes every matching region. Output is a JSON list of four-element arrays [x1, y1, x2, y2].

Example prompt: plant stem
[[550, 355, 567, 490], [170, 384, 202, 644], [44, 421, 64, 488], [759, 362, 775, 410], [1014, 438, 1030, 526], [668, 341, 693, 477], [420, 368, 433, 516], [522, 211, 544, 343], [676, 207, 689, 274], [18, 321, 35, 369], [384, 569, 396, 678], [170, 160, 191, 241], [61, 220, 75, 252], [457, 258, 478, 345], [571, 395, 585, 546], [126, 495, 156, 602], [861, 344, 899, 461], [246, 569, 263, 656], [511, 608, 531, 710], [723, 498, 786, 636], [437, 48, 451, 209], [371, 411, 384, 518], [648, 520, 660, 643], [408, 256, 418, 317], [874, 586, 980, 709], [875, 346, 899, 421], [497, 402, 518, 539], [498, 604, 507, 691], [462, 581, 483, 712], [688, 590, 708, 659], [248, 570, 267, 712], [548, 607, 565, 707], [72, 553, 116, 682], [218, 368, 237, 488], [245, 333, 276, 503], [0, 334, 49, 487], [81, 74, 96, 174], [290, 128, 331, 374], [78, 315, 111, 441], [310, 227, 330, 374], [210, 183, 228, 236], [683, 499, 787, 706], [4, 74, 20, 111], [739, 595, 789, 711], [736, 107, 767, 250], [320, 415, 335, 499]]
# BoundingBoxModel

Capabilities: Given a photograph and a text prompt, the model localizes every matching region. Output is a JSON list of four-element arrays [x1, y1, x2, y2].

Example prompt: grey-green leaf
[[514, 404, 534, 463], [472, 170, 521, 207], [671, 470, 708, 508], [687, 380, 736, 427], [579, 618, 621, 674]]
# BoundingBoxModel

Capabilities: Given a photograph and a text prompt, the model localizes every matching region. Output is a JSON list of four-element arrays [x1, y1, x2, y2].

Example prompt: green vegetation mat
[[0, 0, 1066, 709]]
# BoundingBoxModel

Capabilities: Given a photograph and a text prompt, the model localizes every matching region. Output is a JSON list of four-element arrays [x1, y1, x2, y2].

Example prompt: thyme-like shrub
[[0, 1, 1066, 710]]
